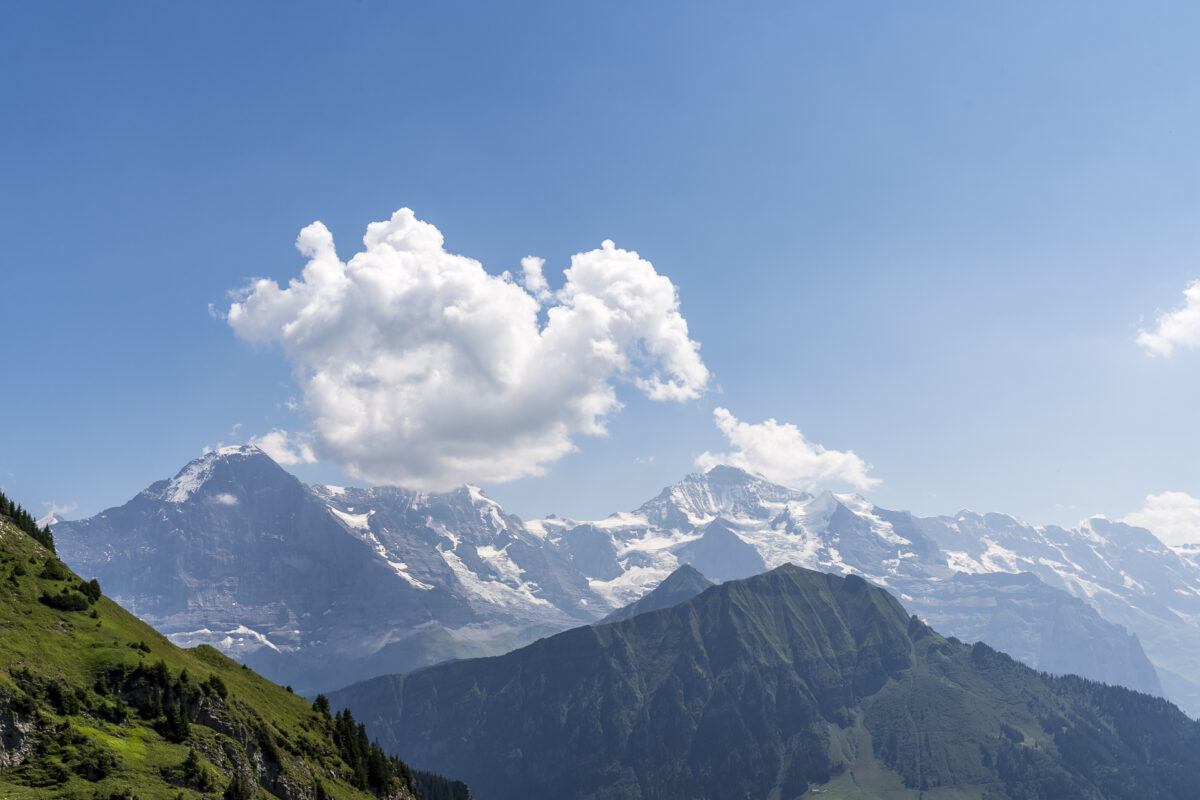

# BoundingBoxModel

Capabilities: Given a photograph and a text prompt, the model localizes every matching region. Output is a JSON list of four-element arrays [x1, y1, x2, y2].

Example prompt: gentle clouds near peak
[[1122, 491, 1200, 547], [695, 407, 880, 493], [227, 208, 709, 490], [1137, 280, 1200, 357], [248, 430, 318, 466]]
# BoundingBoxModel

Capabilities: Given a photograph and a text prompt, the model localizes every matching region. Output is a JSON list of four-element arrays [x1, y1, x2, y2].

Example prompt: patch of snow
[[385, 558, 434, 590], [1168, 606, 1200, 627], [345, 520, 435, 591], [979, 539, 1024, 573], [440, 548, 555, 613], [476, 544, 524, 585], [736, 518, 824, 570], [164, 456, 217, 503], [614, 528, 699, 558], [589, 564, 677, 608], [1060, 573, 1121, 602], [172, 627, 215, 638], [1076, 517, 1109, 545], [228, 624, 281, 652], [835, 494, 911, 546], [945, 550, 985, 574], [213, 493, 238, 506], [590, 512, 649, 531], [1121, 572, 1145, 592], [330, 507, 371, 531]]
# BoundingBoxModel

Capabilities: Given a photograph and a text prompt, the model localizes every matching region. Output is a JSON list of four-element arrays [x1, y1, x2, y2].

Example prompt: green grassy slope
[[0, 511, 465, 800]]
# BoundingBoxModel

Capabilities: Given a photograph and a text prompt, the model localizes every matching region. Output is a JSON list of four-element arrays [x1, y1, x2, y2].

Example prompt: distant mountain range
[[330, 565, 1200, 800], [53, 447, 1200, 713]]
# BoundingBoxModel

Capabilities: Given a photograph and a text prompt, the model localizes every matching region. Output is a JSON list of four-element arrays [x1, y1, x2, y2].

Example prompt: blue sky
[[4, 2, 1200, 535]]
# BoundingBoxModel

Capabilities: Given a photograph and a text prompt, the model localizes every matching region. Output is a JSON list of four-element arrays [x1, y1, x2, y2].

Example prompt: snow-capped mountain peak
[[147, 444, 269, 503], [637, 464, 811, 529]]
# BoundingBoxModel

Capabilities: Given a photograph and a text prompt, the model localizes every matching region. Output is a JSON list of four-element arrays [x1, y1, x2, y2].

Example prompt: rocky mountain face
[[330, 565, 1200, 800], [55, 450, 1191, 710], [911, 511, 1200, 709], [53, 446, 588, 693], [533, 466, 1170, 703]]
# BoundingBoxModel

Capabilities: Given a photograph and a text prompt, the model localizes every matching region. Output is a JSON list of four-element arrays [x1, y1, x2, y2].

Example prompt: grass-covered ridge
[[334, 565, 1200, 800], [0, 503, 468, 800]]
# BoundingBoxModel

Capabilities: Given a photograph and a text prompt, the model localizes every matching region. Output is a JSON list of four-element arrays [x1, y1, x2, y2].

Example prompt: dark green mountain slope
[[598, 563, 713, 624], [332, 565, 1200, 800], [0, 505, 468, 800]]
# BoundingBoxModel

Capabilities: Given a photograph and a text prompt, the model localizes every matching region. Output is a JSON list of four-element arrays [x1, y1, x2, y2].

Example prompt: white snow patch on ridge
[[169, 623, 287, 653], [222, 624, 281, 652], [945, 550, 984, 574], [330, 507, 371, 531], [161, 446, 259, 503], [440, 548, 555, 613], [164, 456, 219, 503], [589, 565, 676, 608]]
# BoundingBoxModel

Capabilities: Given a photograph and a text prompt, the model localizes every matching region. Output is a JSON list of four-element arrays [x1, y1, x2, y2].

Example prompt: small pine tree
[[223, 773, 255, 800], [160, 701, 190, 743]]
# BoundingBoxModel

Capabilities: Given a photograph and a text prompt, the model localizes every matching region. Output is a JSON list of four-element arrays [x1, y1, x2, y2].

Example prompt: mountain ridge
[[330, 564, 1200, 800], [53, 451, 1187, 708]]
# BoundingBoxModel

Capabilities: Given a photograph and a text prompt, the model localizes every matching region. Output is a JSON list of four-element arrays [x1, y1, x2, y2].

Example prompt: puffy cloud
[[248, 430, 318, 466], [1122, 491, 1200, 546], [695, 407, 880, 493], [520, 256, 552, 303], [228, 208, 708, 490], [1137, 280, 1200, 357]]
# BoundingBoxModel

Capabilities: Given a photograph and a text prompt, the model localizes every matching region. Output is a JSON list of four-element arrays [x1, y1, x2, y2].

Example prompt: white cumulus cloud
[[1122, 491, 1200, 546], [1137, 280, 1200, 357], [248, 430, 318, 466], [695, 407, 880, 493], [227, 208, 708, 490]]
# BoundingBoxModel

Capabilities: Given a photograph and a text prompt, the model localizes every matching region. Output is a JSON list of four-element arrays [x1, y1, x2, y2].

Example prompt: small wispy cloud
[[248, 429, 318, 465], [695, 407, 880, 493], [1122, 490, 1200, 546]]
